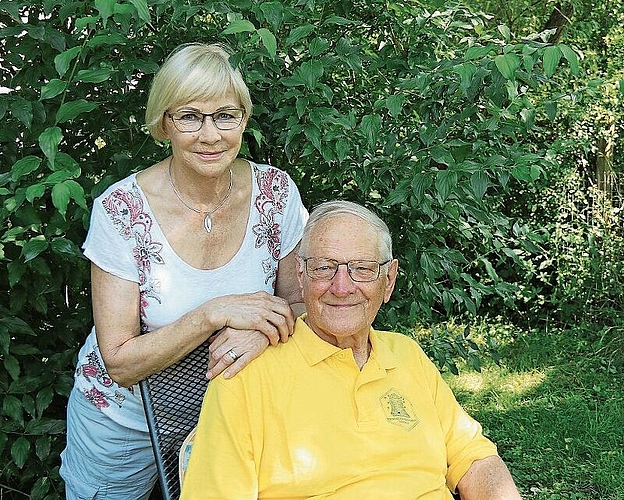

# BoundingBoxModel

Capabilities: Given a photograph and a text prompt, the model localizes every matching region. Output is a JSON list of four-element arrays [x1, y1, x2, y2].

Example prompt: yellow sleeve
[[180, 376, 258, 500], [417, 348, 498, 492]]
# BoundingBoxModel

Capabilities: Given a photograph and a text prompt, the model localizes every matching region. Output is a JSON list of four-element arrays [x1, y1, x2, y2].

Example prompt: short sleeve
[[82, 181, 143, 283], [419, 355, 498, 491], [278, 173, 308, 258]]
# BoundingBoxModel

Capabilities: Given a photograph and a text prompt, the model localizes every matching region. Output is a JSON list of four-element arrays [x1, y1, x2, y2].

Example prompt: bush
[[0, 0, 576, 496]]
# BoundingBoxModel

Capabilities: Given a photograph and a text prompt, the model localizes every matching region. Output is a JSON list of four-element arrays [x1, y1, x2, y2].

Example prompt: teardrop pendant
[[203, 214, 212, 233]]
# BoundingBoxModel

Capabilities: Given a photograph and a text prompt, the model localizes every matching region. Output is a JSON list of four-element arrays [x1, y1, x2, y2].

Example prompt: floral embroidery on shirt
[[78, 184, 165, 409], [253, 167, 288, 286], [102, 184, 164, 319]]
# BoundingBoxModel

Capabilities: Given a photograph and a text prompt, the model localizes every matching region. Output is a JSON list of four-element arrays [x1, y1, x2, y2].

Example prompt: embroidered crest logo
[[380, 388, 420, 430]]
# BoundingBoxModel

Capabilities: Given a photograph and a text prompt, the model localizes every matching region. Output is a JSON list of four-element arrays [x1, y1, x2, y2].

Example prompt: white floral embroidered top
[[73, 161, 308, 431]]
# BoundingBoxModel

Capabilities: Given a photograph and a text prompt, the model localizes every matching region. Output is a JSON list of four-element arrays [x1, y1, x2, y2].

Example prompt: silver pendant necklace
[[167, 157, 233, 234]]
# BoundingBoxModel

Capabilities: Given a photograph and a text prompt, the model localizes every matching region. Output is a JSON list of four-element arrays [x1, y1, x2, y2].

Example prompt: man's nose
[[330, 264, 356, 293]]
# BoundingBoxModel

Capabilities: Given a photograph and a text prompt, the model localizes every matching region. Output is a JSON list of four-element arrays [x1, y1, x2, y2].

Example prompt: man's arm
[[456, 455, 522, 500]]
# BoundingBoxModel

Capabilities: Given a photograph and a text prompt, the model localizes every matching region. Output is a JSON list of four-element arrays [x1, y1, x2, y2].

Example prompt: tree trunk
[[542, 3, 574, 43]]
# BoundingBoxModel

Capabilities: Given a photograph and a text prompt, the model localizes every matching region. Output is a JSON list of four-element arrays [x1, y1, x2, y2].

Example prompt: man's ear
[[383, 259, 399, 303], [296, 256, 305, 290]]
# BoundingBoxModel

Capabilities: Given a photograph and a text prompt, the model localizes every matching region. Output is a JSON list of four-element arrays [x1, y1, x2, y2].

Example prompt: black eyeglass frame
[[165, 108, 246, 132], [301, 257, 392, 283]]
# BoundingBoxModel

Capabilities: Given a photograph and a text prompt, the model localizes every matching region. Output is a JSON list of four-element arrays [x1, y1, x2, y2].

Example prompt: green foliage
[[0, 0, 578, 496], [464, 0, 624, 328], [448, 321, 624, 499]]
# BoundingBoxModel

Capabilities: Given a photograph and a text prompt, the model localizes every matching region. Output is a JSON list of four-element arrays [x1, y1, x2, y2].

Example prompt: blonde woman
[[60, 43, 307, 499]]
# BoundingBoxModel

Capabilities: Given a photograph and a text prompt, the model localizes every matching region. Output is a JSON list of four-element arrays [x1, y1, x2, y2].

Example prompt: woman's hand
[[208, 291, 295, 345], [206, 328, 269, 379]]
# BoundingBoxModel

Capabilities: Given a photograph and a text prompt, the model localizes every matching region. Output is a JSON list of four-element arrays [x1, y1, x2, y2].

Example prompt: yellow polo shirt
[[181, 317, 497, 499]]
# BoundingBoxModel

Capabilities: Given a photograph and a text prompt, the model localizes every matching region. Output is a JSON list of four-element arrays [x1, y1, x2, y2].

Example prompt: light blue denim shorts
[[60, 388, 158, 500]]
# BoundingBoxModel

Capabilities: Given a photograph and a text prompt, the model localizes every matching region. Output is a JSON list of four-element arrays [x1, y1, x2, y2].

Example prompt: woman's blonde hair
[[145, 43, 253, 141]]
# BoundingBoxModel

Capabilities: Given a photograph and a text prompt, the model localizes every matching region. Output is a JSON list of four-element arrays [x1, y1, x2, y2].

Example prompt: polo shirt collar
[[293, 315, 398, 371]]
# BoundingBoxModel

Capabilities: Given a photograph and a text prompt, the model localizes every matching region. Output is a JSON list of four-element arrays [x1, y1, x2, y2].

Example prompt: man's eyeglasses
[[166, 109, 245, 132], [302, 257, 391, 283]]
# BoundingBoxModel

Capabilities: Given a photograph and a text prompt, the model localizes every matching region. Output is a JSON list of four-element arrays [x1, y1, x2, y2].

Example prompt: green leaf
[[258, 1, 283, 31], [299, 60, 323, 90], [11, 156, 42, 182], [385, 180, 410, 206], [52, 181, 71, 217], [285, 24, 315, 47], [412, 173, 433, 202], [36, 387, 55, 416], [257, 28, 277, 58], [0, 433, 7, 455], [40, 79, 67, 100], [38, 126, 63, 167], [30, 477, 51, 500], [56, 99, 98, 123], [4, 354, 20, 380], [95, 0, 116, 27], [309, 38, 330, 57], [10, 98, 33, 128], [544, 101, 557, 121], [465, 45, 494, 60], [25, 418, 67, 435], [385, 95, 405, 118], [558, 44, 579, 75], [3, 395, 23, 424], [35, 435, 51, 461], [21, 237, 49, 263], [0, 316, 34, 335], [323, 15, 357, 25], [26, 183, 46, 202], [11, 436, 31, 468], [430, 146, 455, 167], [65, 179, 88, 209], [360, 114, 381, 148], [127, 0, 151, 23], [470, 171, 488, 199], [221, 19, 256, 35], [75, 68, 114, 83], [494, 53, 520, 80], [54, 46, 81, 78], [454, 62, 477, 93], [543, 45, 562, 78], [435, 170, 458, 201]]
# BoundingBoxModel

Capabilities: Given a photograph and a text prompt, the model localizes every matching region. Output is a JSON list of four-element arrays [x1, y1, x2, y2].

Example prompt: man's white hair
[[298, 200, 393, 261]]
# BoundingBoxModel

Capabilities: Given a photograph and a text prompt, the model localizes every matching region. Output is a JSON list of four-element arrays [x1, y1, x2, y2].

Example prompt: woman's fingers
[[206, 329, 269, 380], [212, 292, 295, 343]]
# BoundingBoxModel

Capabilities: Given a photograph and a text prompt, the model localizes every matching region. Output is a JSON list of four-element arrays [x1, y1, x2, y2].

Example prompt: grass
[[445, 322, 624, 500]]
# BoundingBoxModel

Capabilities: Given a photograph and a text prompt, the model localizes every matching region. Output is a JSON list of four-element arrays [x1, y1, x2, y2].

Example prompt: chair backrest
[[140, 342, 210, 500]]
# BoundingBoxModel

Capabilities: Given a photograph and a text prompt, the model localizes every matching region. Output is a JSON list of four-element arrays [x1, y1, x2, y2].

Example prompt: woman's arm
[[275, 245, 305, 318], [205, 246, 305, 380], [92, 263, 295, 387]]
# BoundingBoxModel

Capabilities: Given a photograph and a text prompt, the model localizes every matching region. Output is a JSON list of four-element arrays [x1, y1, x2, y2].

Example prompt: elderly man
[[181, 200, 522, 500]]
